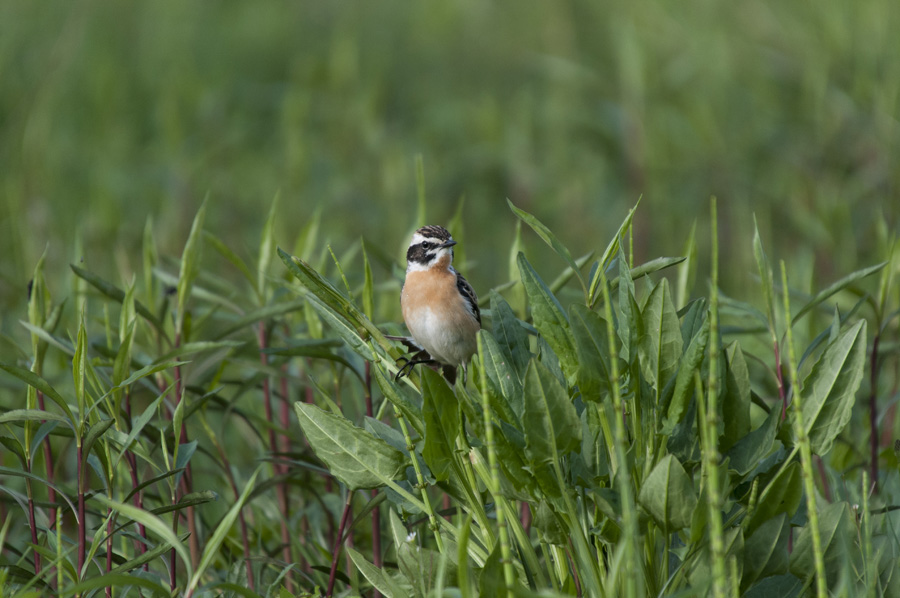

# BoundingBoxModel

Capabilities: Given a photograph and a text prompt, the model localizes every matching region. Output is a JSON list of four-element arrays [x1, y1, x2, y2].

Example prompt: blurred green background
[[1, 0, 898, 321]]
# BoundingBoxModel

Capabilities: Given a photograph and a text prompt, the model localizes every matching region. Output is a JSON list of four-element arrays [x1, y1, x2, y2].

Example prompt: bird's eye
[[421, 242, 432, 249]]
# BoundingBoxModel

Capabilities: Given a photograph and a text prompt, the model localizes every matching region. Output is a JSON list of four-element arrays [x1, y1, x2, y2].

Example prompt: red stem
[[279, 359, 295, 591], [106, 508, 113, 598], [364, 362, 382, 598], [773, 338, 786, 421], [36, 391, 57, 526], [77, 442, 85, 579], [26, 461, 41, 576], [869, 333, 881, 492], [326, 494, 354, 598]]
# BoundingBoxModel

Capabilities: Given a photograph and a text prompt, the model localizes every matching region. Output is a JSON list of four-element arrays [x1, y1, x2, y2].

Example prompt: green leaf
[[421, 369, 459, 482], [746, 462, 803, 536], [799, 320, 866, 455], [569, 303, 612, 402], [752, 215, 776, 327], [792, 262, 886, 324], [743, 575, 803, 598], [0, 409, 71, 427], [0, 363, 75, 424], [523, 359, 580, 467], [517, 253, 577, 382], [347, 546, 408, 598], [176, 198, 208, 335], [59, 573, 171, 597], [294, 401, 407, 490], [663, 316, 709, 434], [69, 264, 165, 335], [588, 197, 641, 304], [726, 406, 779, 476], [637, 278, 682, 393], [721, 342, 752, 452], [489, 290, 530, 379], [82, 419, 115, 468], [742, 514, 790, 591], [154, 340, 243, 363], [789, 501, 858, 588], [508, 199, 587, 295], [638, 454, 697, 530], [204, 230, 256, 293], [187, 467, 262, 594], [361, 239, 375, 320], [305, 294, 376, 361], [372, 364, 424, 436], [258, 192, 280, 299], [478, 330, 521, 424], [92, 493, 193, 580], [73, 310, 88, 420]]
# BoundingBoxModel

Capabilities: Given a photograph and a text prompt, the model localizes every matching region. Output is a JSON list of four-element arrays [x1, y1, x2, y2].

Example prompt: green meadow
[[1, 1, 898, 596]]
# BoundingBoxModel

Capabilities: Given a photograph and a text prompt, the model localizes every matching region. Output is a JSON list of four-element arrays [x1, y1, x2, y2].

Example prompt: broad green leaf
[[92, 493, 193, 580], [638, 454, 697, 530], [489, 290, 530, 379], [746, 462, 803, 536], [294, 402, 407, 490], [478, 542, 506, 597], [0, 363, 75, 424], [721, 341, 752, 452], [726, 406, 779, 476], [569, 303, 612, 402], [791, 262, 886, 325], [789, 501, 858, 588], [616, 250, 637, 361], [478, 330, 521, 423], [742, 514, 789, 591], [517, 253, 577, 381], [69, 264, 165, 335], [0, 466, 79, 517], [211, 299, 306, 340], [628, 256, 686, 283], [347, 546, 407, 598], [637, 278, 682, 393], [508, 199, 587, 295], [523, 359, 580, 468], [421, 369, 459, 482], [187, 467, 261, 594], [663, 317, 709, 434], [176, 198, 207, 335], [799, 320, 866, 455]]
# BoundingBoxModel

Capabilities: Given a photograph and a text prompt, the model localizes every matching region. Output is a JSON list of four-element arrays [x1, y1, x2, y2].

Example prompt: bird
[[393, 225, 481, 384]]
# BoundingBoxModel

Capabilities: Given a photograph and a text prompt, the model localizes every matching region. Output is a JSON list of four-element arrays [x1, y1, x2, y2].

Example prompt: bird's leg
[[395, 357, 441, 381]]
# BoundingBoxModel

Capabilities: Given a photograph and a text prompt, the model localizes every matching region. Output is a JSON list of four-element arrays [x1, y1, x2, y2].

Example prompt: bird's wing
[[455, 272, 481, 326]]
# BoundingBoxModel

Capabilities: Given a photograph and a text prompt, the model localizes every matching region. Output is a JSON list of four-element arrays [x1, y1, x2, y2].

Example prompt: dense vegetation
[[1, 1, 899, 596]]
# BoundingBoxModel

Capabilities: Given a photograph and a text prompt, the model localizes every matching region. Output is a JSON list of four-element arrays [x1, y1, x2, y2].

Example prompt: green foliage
[[0, 196, 898, 598]]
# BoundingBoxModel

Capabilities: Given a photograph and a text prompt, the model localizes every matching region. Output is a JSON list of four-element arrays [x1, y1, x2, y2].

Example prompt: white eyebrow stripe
[[410, 233, 447, 247]]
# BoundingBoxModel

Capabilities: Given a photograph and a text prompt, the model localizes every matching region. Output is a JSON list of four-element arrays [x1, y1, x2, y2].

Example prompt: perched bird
[[394, 225, 481, 384]]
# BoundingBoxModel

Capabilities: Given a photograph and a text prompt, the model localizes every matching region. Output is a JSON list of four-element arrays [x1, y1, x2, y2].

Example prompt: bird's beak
[[441, 240, 458, 248]]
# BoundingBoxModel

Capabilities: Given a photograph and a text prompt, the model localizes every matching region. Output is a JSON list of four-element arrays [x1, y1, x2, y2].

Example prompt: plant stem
[[326, 492, 353, 598], [599, 264, 638, 598], [25, 459, 41, 576], [476, 336, 515, 596], [870, 332, 881, 491], [391, 402, 444, 553], [364, 362, 382, 598], [780, 261, 827, 598], [77, 440, 85, 580], [703, 198, 727, 598]]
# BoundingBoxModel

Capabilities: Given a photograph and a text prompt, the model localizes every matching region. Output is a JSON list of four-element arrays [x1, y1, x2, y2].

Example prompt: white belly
[[405, 306, 477, 366]]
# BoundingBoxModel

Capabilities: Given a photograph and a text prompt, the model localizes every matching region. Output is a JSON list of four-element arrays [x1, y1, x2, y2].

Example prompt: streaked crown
[[406, 225, 457, 271]]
